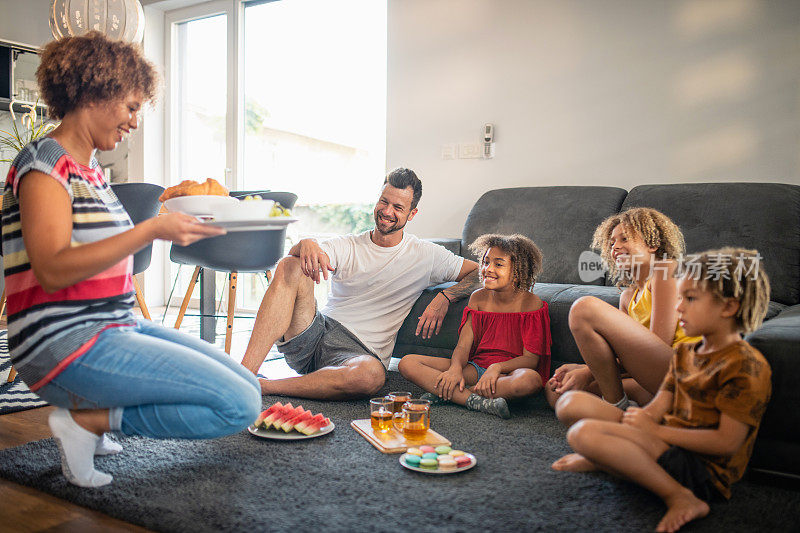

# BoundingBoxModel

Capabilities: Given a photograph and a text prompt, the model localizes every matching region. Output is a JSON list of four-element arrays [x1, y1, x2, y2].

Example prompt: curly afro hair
[[592, 207, 685, 287], [676, 247, 770, 334], [36, 31, 158, 119], [469, 233, 544, 292]]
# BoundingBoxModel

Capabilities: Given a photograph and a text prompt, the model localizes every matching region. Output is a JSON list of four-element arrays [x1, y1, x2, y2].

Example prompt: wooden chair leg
[[175, 266, 202, 329], [133, 275, 152, 320], [7, 366, 16, 383], [224, 272, 237, 354]]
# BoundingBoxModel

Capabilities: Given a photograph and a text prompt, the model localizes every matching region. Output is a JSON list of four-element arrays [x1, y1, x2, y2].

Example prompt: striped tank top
[[2, 137, 136, 391]]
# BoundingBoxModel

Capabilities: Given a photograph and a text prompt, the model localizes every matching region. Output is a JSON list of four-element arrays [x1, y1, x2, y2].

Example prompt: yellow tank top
[[627, 280, 701, 348]]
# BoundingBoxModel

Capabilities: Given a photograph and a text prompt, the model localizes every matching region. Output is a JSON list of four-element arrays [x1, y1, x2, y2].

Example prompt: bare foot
[[551, 453, 597, 472], [656, 490, 710, 532]]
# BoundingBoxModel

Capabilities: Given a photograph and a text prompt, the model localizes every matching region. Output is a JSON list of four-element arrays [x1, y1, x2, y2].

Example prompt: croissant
[[159, 178, 229, 202]]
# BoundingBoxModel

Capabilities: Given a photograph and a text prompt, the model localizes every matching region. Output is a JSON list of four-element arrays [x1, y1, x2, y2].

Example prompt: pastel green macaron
[[404, 454, 421, 467], [435, 446, 452, 455], [419, 458, 438, 469], [422, 452, 438, 460]]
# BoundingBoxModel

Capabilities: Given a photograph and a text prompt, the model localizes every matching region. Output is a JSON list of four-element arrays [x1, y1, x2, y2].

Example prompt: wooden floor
[[0, 309, 299, 532], [0, 406, 153, 532]]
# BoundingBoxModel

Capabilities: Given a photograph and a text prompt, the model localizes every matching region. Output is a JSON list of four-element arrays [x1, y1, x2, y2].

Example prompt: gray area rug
[[0, 372, 798, 532]]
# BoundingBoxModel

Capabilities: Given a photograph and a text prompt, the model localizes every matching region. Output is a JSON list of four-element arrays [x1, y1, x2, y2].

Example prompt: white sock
[[606, 393, 630, 411], [48, 409, 113, 488], [95, 433, 123, 456]]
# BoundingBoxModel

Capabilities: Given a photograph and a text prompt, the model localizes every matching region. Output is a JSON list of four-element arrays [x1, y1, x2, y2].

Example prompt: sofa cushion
[[621, 183, 800, 305], [746, 304, 800, 448], [461, 186, 627, 285], [535, 283, 621, 368]]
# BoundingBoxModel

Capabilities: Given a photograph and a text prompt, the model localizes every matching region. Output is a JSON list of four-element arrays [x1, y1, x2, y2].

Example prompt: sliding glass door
[[165, 0, 386, 313]]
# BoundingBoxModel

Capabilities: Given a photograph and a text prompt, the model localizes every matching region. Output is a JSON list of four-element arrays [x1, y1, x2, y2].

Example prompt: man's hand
[[416, 292, 449, 339], [435, 366, 465, 400], [296, 239, 335, 283], [473, 365, 502, 398], [547, 363, 593, 394], [622, 407, 659, 434]]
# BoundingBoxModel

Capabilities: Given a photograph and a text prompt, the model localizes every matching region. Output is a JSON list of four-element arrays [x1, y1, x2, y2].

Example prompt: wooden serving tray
[[350, 419, 451, 454]]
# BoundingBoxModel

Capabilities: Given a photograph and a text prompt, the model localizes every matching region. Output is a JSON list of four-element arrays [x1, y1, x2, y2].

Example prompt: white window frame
[[164, 0, 244, 193]]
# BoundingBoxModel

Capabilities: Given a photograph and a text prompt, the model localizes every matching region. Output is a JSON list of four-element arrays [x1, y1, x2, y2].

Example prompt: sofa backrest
[[462, 186, 627, 285], [621, 183, 800, 305]]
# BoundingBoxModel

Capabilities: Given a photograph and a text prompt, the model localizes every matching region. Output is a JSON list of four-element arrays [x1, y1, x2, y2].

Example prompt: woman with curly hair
[[2, 32, 261, 487], [546, 207, 699, 410], [399, 234, 551, 418]]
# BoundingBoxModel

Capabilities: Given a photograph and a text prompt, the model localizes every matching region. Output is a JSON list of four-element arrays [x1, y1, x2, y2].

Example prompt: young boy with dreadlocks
[[399, 234, 551, 418], [551, 248, 772, 532]]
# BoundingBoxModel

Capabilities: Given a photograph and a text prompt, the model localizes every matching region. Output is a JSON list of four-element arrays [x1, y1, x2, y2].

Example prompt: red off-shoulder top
[[458, 302, 552, 383]]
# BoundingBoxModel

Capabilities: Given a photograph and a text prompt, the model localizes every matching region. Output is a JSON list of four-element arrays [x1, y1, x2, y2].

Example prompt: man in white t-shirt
[[241, 168, 479, 399]]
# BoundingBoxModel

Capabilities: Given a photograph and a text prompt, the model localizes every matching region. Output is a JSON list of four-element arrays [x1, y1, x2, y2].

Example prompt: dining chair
[[170, 191, 298, 353], [111, 182, 166, 321]]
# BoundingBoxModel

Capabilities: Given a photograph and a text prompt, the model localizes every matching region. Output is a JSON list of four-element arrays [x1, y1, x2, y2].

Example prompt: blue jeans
[[35, 320, 261, 439]]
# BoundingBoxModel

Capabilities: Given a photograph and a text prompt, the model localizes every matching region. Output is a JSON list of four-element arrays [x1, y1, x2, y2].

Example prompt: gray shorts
[[277, 310, 382, 374]]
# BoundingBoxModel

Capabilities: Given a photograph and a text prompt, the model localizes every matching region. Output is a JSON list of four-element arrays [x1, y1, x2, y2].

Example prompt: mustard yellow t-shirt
[[660, 341, 772, 499], [627, 280, 701, 347]]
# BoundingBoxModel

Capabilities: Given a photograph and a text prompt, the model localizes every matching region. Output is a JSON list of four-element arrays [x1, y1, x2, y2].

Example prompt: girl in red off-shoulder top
[[398, 234, 551, 418]]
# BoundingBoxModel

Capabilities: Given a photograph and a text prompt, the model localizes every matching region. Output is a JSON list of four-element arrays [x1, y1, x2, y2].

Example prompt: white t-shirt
[[319, 230, 464, 367]]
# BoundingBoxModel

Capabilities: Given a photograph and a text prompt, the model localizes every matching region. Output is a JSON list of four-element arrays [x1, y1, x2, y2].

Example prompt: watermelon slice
[[296, 413, 328, 435], [261, 402, 287, 428], [263, 402, 292, 429], [281, 408, 313, 432], [271, 404, 300, 429], [255, 402, 283, 427]]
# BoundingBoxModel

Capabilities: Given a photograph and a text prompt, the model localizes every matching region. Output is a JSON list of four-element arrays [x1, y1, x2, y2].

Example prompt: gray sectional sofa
[[393, 183, 800, 477]]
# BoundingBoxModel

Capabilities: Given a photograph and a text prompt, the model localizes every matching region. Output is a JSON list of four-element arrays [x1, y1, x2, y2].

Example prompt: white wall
[[387, 0, 800, 238], [0, 0, 53, 47]]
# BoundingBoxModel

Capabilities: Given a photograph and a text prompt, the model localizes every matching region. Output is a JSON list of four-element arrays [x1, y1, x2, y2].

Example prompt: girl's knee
[[555, 390, 587, 425], [568, 296, 601, 331], [397, 354, 420, 377], [510, 369, 542, 396]]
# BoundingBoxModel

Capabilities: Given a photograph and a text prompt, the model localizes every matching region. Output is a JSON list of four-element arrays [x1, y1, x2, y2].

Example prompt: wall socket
[[458, 142, 482, 159], [441, 143, 456, 160]]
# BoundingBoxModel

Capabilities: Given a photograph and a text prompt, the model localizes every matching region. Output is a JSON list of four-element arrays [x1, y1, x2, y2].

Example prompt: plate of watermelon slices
[[248, 401, 334, 440]]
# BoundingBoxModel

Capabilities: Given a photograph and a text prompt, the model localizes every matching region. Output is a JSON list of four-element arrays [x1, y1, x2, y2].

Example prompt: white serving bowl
[[164, 195, 238, 216], [212, 199, 276, 222]]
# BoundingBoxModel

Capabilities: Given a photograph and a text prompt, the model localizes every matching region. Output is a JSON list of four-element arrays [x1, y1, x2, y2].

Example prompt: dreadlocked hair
[[676, 247, 770, 334], [592, 207, 685, 287], [469, 234, 543, 292]]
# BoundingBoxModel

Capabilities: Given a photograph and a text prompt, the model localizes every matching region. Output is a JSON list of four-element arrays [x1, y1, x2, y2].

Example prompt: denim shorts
[[277, 310, 382, 374], [468, 361, 487, 380]]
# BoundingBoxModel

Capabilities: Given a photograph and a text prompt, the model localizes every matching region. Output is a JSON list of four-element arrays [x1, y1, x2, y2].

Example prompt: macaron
[[406, 447, 423, 456], [455, 455, 472, 467], [435, 446, 452, 455], [404, 454, 421, 467], [419, 458, 438, 469], [448, 450, 465, 457], [422, 452, 438, 460], [437, 456, 456, 465], [438, 460, 457, 470], [419, 446, 436, 454]]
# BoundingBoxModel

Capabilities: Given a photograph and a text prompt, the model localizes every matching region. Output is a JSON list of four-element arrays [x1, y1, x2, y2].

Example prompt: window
[[166, 0, 386, 312]]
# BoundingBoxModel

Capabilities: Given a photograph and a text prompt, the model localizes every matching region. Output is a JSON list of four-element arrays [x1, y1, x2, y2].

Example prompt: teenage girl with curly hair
[[2, 32, 260, 488], [399, 234, 551, 418], [546, 208, 699, 410]]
